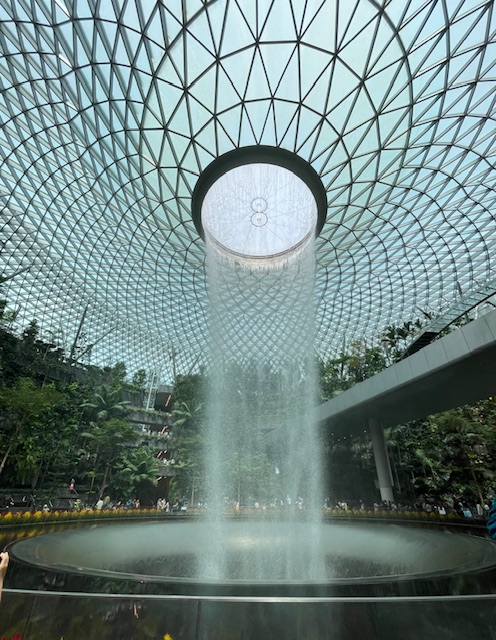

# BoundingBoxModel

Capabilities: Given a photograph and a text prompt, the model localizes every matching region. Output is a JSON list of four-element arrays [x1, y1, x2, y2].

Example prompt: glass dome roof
[[1, 0, 496, 380]]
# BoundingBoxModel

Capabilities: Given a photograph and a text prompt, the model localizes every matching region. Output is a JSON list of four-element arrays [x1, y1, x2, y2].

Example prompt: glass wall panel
[[2, 591, 496, 640], [374, 598, 496, 640], [197, 600, 379, 640], [1, 591, 200, 640]]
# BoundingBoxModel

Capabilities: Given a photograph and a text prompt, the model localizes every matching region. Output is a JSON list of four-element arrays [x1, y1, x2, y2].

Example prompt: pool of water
[[7, 518, 496, 597]]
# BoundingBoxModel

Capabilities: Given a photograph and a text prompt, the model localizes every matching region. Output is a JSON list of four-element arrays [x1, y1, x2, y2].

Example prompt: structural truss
[[1, 0, 496, 381]]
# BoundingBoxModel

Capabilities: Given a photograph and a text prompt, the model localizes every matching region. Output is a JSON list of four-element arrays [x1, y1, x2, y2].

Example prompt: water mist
[[200, 237, 324, 582]]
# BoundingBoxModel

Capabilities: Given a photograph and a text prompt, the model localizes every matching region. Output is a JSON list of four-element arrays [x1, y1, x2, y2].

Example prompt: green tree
[[108, 361, 128, 387], [173, 373, 206, 408], [170, 401, 204, 504], [0, 377, 63, 480], [81, 417, 138, 499], [318, 318, 496, 505], [33, 381, 86, 491], [385, 404, 496, 505], [319, 342, 387, 402], [80, 385, 136, 498], [81, 387, 131, 422], [379, 320, 423, 365], [319, 321, 422, 401], [131, 369, 147, 389], [228, 448, 277, 505]]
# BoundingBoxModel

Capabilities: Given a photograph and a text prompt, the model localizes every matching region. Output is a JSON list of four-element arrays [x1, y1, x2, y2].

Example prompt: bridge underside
[[316, 310, 496, 436]]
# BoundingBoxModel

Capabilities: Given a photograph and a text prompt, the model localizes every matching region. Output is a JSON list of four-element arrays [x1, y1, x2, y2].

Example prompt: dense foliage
[[1, 286, 495, 508], [0, 295, 159, 503]]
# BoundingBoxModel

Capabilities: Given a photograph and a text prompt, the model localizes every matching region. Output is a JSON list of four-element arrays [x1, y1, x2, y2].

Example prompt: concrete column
[[369, 418, 395, 503]]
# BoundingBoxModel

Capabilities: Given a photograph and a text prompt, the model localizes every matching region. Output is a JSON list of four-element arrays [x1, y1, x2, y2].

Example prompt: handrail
[[3, 588, 496, 604]]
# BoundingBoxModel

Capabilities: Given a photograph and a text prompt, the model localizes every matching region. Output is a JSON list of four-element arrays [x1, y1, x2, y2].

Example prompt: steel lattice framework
[[1, 0, 496, 381]]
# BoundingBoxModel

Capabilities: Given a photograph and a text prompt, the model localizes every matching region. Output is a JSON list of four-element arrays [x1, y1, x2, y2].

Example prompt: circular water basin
[[9, 519, 496, 596]]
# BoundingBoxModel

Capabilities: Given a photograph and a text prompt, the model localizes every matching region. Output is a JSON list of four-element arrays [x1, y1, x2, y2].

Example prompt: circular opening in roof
[[202, 163, 317, 259], [192, 147, 327, 262]]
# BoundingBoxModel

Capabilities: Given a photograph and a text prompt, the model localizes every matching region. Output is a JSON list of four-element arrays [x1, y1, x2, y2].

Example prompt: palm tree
[[81, 418, 138, 499], [171, 402, 204, 504], [80, 387, 135, 499], [81, 387, 131, 422], [171, 401, 203, 428], [113, 447, 160, 499]]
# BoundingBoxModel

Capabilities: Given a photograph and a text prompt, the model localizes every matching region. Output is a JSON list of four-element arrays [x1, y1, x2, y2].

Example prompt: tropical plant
[[80, 418, 138, 499], [111, 446, 159, 499], [385, 406, 496, 504], [0, 378, 63, 480], [131, 368, 147, 389], [170, 401, 204, 503], [81, 386, 131, 422]]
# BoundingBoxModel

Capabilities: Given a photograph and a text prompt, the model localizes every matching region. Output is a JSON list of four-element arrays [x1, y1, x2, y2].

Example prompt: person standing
[[487, 497, 496, 540], [0, 552, 9, 603]]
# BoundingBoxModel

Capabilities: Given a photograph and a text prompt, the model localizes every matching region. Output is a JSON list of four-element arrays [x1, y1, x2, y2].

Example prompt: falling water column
[[191, 148, 328, 582]]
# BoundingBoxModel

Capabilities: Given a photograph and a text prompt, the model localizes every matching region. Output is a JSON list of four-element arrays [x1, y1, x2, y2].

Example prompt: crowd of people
[[325, 495, 496, 519]]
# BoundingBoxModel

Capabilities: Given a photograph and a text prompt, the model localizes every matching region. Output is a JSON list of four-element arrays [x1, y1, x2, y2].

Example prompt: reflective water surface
[[9, 519, 496, 593]]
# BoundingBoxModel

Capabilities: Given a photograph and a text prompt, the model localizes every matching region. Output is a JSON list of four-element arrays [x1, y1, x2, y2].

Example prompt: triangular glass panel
[[238, 107, 258, 147], [245, 99, 274, 144], [217, 105, 244, 146], [367, 20, 403, 75], [184, 30, 216, 85], [350, 90, 377, 133], [220, 1, 256, 57], [243, 47, 271, 103], [201, 0, 227, 54], [214, 119, 237, 156], [398, 2, 435, 51], [121, 0, 140, 30], [450, 8, 487, 54], [260, 0, 297, 41], [376, 149, 406, 181], [192, 125, 218, 167], [217, 56, 250, 107], [301, 0, 337, 51], [161, 130, 189, 166], [416, 36, 449, 77], [259, 42, 297, 95], [276, 101, 301, 149], [187, 92, 214, 134], [299, 46, 333, 105], [296, 108, 327, 156]]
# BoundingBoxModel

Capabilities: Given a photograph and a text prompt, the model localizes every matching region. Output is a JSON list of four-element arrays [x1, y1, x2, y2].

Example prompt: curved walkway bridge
[[316, 309, 496, 500]]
